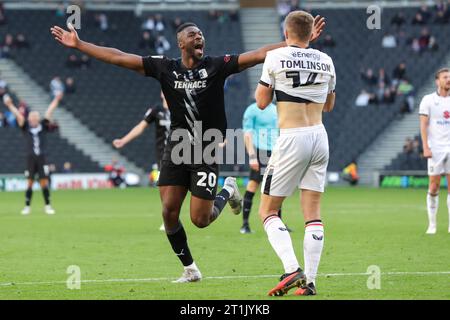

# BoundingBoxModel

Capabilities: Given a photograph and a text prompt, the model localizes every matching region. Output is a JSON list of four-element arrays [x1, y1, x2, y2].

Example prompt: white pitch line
[[0, 271, 449, 288]]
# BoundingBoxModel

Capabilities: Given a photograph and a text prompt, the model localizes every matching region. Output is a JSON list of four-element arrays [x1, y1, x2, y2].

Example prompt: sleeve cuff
[[259, 80, 271, 88]]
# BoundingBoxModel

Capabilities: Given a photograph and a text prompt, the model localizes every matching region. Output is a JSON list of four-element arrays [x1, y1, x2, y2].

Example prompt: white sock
[[185, 262, 199, 271], [304, 221, 324, 285], [223, 184, 235, 197], [264, 215, 299, 274], [427, 193, 438, 228]]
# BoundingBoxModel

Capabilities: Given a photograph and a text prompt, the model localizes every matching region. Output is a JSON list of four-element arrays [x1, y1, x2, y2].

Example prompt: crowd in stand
[[403, 136, 423, 158], [356, 62, 415, 114], [382, 3, 447, 54]]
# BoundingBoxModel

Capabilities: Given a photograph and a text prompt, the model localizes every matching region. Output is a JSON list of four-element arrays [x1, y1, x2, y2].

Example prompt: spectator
[[418, 28, 431, 50], [397, 79, 414, 96], [392, 62, 407, 82], [4, 33, 13, 48], [277, 0, 291, 18], [154, 14, 165, 33], [105, 159, 126, 188], [418, 5, 431, 23], [155, 35, 170, 55], [361, 68, 377, 86], [80, 54, 91, 69], [403, 137, 414, 154], [66, 54, 80, 69], [391, 12, 406, 27], [208, 10, 219, 21], [400, 95, 415, 114], [342, 161, 359, 186], [383, 87, 396, 104], [381, 32, 397, 48], [395, 30, 408, 47], [95, 13, 109, 32], [229, 9, 239, 21], [1, 33, 14, 58], [322, 34, 336, 48], [411, 38, 421, 53], [65, 77, 76, 94], [63, 162, 73, 173], [412, 13, 425, 25], [15, 33, 30, 49], [139, 31, 155, 52], [378, 68, 390, 86], [50, 76, 65, 97], [4, 110, 16, 127], [289, 0, 301, 11], [429, 36, 439, 51], [171, 17, 183, 30], [355, 90, 371, 107], [142, 15, 155, 31], [412, 136, 422, 155], [376, 82, 386, 103], [434, 10, 448, 24]]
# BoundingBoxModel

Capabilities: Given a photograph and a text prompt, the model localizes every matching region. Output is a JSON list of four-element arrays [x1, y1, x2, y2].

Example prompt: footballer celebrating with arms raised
[[255, 11, 336, 296], [50, 18, 326, 282]]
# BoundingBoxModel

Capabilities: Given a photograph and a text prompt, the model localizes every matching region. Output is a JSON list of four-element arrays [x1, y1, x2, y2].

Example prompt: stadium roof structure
[[1, 0, 428, 11]]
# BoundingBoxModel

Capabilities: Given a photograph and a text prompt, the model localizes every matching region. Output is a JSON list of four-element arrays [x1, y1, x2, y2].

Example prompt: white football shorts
[[428, 149, 450, 176], [261, 124, 329, 196]]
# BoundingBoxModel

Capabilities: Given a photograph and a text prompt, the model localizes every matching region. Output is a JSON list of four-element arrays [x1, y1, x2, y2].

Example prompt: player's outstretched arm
[[113, 120, 148, 149], [237, 15, 325, 72], [420, 115, 432, 158], [50, 24, 145, 75], [3, 94, 25, 127], [45, 93, 63, 120]]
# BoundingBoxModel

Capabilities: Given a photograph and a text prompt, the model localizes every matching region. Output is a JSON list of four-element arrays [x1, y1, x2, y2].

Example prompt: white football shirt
[[419, 92, 450, 151], [259, 46, 336, 104]]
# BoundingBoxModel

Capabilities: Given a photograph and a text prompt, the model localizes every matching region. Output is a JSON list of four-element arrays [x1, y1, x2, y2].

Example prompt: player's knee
[[247, 180, 259, 193], [191, 215, 209, 228], [429, 183, 440, 194], [162, 205, 180, 221]]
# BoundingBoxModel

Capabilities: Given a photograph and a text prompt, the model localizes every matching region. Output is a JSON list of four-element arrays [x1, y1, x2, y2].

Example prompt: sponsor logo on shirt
[[174, 80, 207, 89], [198, 68, 208, 79], [444, 111, 450, 119]]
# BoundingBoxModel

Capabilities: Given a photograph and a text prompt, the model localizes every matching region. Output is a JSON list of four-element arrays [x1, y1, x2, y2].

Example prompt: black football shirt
[[142, 54, 240, 140], [143, 105, 170, 163], [21, 119, 51, 157]]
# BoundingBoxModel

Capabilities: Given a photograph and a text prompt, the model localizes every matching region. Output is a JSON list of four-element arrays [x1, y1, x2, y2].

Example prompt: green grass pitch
[[0, 187, 449, 300]]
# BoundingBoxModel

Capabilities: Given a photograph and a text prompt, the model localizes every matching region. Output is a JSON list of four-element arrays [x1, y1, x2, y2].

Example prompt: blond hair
[[284, 10, 314, 42]]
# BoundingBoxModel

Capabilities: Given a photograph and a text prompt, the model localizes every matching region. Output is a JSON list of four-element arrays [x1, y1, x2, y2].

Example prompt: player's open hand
[[113, 139, 125, 149], [423, 147, 432, 158], [2, 94, 13, 107], [50, 23, 80, 48], [310, 15, 326, 42], [249, 158, 260, 172]]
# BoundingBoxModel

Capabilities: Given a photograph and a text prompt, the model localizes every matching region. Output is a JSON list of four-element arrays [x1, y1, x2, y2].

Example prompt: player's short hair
[[284, 10, 314, 42], [435, 68, 450, 79], [176, 22, 198, 35]]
